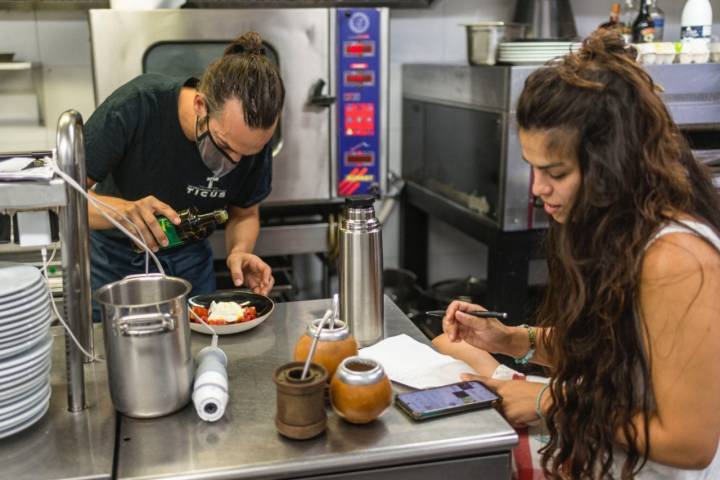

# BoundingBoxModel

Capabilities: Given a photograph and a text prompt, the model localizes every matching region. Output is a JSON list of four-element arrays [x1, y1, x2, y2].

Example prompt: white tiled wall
[[0, 10, 95, 151]]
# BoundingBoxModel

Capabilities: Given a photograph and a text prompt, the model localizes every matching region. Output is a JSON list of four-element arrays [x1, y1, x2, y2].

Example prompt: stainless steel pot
[[94, 274, 193, 418], [465, 22, 527, 65]]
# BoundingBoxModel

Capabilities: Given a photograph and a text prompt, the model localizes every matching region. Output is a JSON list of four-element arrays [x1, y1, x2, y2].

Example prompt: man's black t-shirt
[[85, 73, 272, 218]]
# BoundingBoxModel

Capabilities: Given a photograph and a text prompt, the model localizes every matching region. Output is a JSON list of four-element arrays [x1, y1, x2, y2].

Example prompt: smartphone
[[395, 381, 500, 421]]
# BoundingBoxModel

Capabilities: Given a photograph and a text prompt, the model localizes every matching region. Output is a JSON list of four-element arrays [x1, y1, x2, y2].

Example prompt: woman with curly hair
[[441, 29, 720, 479]]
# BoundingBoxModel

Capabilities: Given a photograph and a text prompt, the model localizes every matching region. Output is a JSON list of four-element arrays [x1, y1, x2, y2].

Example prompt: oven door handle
[[308, 79, 336, 108]]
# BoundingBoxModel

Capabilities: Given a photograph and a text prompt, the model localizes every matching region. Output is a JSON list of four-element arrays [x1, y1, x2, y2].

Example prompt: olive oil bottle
[[136, 207, 228, 251]]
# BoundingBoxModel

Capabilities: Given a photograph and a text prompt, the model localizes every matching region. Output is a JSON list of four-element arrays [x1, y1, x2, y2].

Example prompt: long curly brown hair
[[517, 29, 720, 478]]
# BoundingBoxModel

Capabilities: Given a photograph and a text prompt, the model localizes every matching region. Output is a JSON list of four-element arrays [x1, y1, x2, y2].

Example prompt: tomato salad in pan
[[190, 300, 257, 326]]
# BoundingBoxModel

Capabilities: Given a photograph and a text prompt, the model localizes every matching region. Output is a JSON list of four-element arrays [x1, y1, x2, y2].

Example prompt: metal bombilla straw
[[300, 293, 340, 380]]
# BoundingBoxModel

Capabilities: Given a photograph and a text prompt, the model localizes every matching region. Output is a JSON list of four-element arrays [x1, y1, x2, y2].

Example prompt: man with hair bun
[[85, 32, 284, 320]]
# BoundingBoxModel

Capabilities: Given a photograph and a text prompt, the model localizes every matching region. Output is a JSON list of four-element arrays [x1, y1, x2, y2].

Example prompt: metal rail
[[57, 109, 93, 412]]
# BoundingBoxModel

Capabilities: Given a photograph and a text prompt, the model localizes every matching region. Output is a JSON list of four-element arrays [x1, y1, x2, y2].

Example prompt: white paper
[[359, 334, 475, 389]]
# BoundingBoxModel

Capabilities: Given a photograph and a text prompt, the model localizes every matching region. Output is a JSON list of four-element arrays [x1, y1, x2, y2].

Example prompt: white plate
[[0, 331, 47, 361], [0, 304, 52, 338], [0, 265, 43, 300], [0, 356, 50, 387], [0, 309, 51, 338], [190, 314, 271, 335], [0, 334, 52, 371], [0, 319, 50, 351], [500, 41, 579, 47], [0, 283, 47, 312], [0, 364, 49, 403], [0, 387, 50, 440], [0, 382, 49, 421], [188, 290, 275, 336], [0, 292, 50, 324]]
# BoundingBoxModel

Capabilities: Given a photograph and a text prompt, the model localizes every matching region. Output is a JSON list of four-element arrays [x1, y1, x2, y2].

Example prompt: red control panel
[[344, 103, 375, 137]]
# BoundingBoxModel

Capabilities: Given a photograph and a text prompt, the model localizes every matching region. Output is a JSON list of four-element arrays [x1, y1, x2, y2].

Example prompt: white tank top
[[614, 219, 720, 479]]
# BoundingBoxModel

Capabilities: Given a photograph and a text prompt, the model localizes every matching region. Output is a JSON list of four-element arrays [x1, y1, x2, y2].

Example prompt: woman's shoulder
[[643, 220, 720, 280]]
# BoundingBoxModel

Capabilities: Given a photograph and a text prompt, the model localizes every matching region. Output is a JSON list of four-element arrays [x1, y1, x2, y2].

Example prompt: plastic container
[[681, 0, 713, 45], [465, 23, 527, 66]]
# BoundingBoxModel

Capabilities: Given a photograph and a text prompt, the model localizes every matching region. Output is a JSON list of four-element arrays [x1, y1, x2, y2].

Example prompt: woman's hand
[[226, 251, 274, 295], [442, 300, 513, 354], [463, 373, 547, 428]]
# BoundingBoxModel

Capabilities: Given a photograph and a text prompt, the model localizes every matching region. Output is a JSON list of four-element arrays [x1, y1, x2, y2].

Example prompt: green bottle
[[137, 207, 229, 251]]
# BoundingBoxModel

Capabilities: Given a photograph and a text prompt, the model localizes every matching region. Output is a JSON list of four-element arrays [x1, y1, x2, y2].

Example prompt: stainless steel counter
[[116, 297, 517, 480], [0, 328, 116, 480]]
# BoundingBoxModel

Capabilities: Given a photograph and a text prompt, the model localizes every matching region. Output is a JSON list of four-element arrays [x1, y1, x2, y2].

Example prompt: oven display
[[344, 71, 375, 87], [343, 40, 376, 57], [344, 151, 375, 165], [337, 8, 382, 197]]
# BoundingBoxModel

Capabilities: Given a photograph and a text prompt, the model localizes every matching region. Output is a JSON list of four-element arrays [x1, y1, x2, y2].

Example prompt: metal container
[[512, 0, 577, 40], [465, 22, 527, 66], [339, 195, 384, 347], [94, 274, 193, 418]]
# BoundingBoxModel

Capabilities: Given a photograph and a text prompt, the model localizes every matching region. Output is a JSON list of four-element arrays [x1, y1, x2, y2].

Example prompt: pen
[[425, 310, 508, 320]]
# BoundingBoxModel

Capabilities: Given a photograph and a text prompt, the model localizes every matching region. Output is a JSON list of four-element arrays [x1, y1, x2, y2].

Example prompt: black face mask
[[195, 114, 238, 178]]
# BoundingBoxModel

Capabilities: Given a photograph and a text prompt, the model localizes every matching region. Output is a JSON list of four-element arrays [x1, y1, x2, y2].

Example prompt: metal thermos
[[339, 195, 384, 347]]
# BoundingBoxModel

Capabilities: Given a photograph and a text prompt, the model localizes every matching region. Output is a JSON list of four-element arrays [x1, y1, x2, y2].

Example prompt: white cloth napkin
[[0, 157, 53, 181], [359, 334, 474, 389]]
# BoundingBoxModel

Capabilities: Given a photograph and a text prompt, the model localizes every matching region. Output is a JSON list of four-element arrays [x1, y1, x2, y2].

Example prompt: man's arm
[[225, 205, 273, 295]]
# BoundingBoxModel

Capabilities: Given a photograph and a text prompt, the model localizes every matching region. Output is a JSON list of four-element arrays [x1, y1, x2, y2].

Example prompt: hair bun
[[224, 31, 265, 57], [579, 29, 635, 61]]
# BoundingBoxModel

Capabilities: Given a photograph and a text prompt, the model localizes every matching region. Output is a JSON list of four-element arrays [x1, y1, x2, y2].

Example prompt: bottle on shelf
[[632, 0, 656, 44], [650, 0, 665, 41], [681, 0, 713, 45], [600, 3, 624, 32], [135, 206, 228, 252], [622, 0, 637, 43]]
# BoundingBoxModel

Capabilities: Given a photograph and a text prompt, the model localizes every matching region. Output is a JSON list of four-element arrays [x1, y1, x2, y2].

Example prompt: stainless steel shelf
[[0, 178, 66, 211], [0, 62, 32, 71]]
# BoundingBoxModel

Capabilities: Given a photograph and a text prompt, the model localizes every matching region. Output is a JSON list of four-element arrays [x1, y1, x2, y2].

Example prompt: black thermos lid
[[344, 195, 375, 209]]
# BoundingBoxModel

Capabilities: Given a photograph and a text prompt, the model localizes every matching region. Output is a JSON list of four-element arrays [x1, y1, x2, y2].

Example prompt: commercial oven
[[88, 7, 389, 258], [402, 63, 720, 233]]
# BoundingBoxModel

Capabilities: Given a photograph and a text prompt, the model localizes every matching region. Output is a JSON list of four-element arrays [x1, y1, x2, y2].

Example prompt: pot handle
[[123, 273, 166, 280], [115, 312, 176, 337]]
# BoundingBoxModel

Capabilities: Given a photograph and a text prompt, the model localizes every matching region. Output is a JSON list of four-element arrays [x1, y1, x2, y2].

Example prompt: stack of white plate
[[498, 41, 582, 65], [0, 265, 53, 439]]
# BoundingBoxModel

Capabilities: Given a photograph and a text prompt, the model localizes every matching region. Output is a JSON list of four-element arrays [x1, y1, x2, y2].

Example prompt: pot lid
[[430, 275, 486, 303]]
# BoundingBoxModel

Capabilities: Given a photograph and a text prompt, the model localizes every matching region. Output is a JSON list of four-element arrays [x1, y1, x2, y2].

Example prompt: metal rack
[[0, 110, 92, 412]]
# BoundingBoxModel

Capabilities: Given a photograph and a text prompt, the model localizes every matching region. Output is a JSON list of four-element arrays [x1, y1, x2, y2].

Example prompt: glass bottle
[[137, 207, 228, 252], [650, 0, 665, 41], [633, 0, 656, 43], [622, 0, 636, 43], [600, 3, 623, 31]]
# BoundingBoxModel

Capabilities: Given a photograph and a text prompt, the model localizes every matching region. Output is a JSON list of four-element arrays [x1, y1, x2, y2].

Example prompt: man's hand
[[226, 251, 274, 295], [89, 192, 180, 251]]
